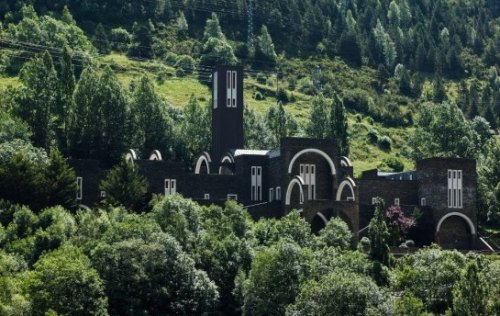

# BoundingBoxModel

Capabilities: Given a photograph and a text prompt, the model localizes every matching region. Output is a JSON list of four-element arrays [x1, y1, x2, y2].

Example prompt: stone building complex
[[70, 66, 479, 249]]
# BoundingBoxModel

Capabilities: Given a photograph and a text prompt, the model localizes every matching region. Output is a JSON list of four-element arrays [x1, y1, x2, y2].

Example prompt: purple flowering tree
[[386, 205, 417, 245]]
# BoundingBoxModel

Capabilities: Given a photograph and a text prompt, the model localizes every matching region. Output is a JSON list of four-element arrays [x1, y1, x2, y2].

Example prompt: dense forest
[[0, 0, 499, 315]]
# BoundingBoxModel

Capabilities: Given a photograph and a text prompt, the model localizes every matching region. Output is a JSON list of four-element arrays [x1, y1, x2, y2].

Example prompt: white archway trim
[[340, 156, 352, 167], [221, 152, 235, 164], [436, 212, 476, 235], [149, 150, 163, 161], [195, 152, 211, 175], [288, 148, 336, 175], [285, 176, 305, 206], [125, 149, 138, 162], [78, 204, 92, 211], [336, 177, 356, 201], [315, 212, 328, 226]]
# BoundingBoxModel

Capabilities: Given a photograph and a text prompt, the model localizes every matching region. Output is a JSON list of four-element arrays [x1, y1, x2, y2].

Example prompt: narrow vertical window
[[447, 170, 463, 209], [269, 188, 274, 202], [276, 187, 281, 201], [226, 71, 231, 107], [213, 72, 218, 109], [251, 166, 262, 201], [76, 177, 83, 200], [421, 198, 426, 206], [232, 71, 237, 107], [394, 198, 400, 206]]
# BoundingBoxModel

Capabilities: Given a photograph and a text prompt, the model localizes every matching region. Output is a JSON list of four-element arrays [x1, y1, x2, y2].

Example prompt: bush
[[342, 89, 370, 113], [368, 129, 379, 144], [254, 91, 265, 101], [110, 27, 131, 52], [378, 136, 392, 151], [384, 157, 404, 172], [297, 77, 316, 95], [317, 217, 352, 250], [175, 55, 196, 75], [277, 88, 289, 103], [256, 73, 267, 84], [355, 114, 363, 122], [164, 52, 178, 66]]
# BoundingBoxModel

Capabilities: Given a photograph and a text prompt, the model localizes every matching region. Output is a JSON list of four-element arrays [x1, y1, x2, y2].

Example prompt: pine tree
[[255, 25, 277, 65], [17, 51, 59, 150], [368, 198, 392, 267], [61, 5, 76, 25], [92, 23, 111, 54], [200, 13, 237, 67], [180, 95, 211, 159], [69, 66, 100, 159], [266, 102, 288, 146], [128, 20, 154, 58], [96, 67, 130, 164], [328, 93, 349, 157], [453, 259, 491, 316], [176, 11, 189, 39], [56, 46, 76, 155], [130, 75, 171, 156], [306, 95, 328, 139], [467, 79, 481, 118], [432, 76, 447, 103], [100, 159, 148, 211], [43, 148, 77, 210]]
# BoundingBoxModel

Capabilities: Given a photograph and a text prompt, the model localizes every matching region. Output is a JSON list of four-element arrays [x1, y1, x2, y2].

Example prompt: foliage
[[453, 258, 491, 316], [26, 245, 108, 316], [253, 211, 313, 247], [385, 205, 416, 245], [395, 247, 467, 313], [241, 240, 313, 316], [43, 149, 77, 210], [306, 94, 328, 139], [328, 92, 349, 156], [368, 198, 392, 267], [317, 217, 352, 250], [99, 159, 148, 211], [255, 25, 277, 65], [92, 233, 218, 315], [180, 95, 211, 162], [150, 194, 201, 251], [286, 270, 380, 316], [411, 102, 491, 160]]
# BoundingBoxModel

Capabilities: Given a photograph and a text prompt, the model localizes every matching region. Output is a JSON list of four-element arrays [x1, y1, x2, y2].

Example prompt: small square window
[[100, 191, 106, 198], [421, 198, 426, 207], [227, 194, 238, 201], [394, 198, 400, 206], [372, 197, 377, 205], [204, 193, 210, 200]]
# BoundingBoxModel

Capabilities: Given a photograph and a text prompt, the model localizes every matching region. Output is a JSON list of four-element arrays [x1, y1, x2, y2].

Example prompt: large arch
[[195, 152, 211, 175], [436, 212, 476, 235], [125, 149, 138, 162], [336, 177, 356, 201], [285, 176, 305, 206], [288, 148, 336, 175], [311, 211, 329, 234]]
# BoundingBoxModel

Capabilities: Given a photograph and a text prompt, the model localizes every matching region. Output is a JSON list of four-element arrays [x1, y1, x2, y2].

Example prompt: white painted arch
[[340, 156, 352, 167], [436, 212, 476, 235], [314, 212, 329, 226], [149, 150, 163, 161], [336, 177, 356, 201], [78, 204, 92, 211], [288, 148, 336, 175], [125, 149, 138, 162], [195, 152, 211, 175], [285, 176, 305, 206], [221, 152, 235, 164]]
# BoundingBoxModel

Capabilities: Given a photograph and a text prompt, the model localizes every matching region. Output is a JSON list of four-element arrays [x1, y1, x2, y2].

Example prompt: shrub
[[297, 77, 316, 95], [368, 129, 379, 144], [355, 114, 363, 122], [384, 157, 404, 172], [256, 73, 267, 84], [110, 27, 131, 52], [164, 52, 178, 66], [342, 89, 370, 113], [175, 55, 196, 75], [277, 88, 289, 103], [378, 136, 392, 151], [254, 91, 264, 101]]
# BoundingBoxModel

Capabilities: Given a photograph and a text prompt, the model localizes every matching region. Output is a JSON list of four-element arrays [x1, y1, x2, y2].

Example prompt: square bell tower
[[211, 65, 244, 164]]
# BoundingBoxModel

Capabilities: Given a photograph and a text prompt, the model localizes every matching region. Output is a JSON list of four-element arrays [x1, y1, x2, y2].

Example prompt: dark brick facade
[[69, 66, 479, 250]]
